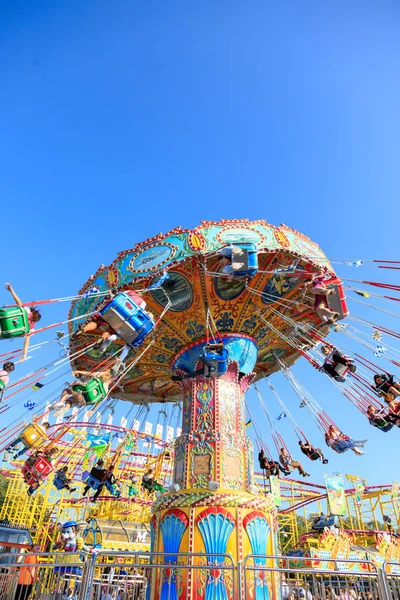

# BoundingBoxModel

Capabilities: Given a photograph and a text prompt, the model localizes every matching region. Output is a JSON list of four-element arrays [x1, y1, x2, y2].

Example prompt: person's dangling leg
[[49, 390, 69, 411], [14, 447, 28, 459], [111, 344, 130, 377], [186, 368, 205, 379], [71, 390, 85, 407], [59, 389, 70, 403], [310, 286, 333, 297], [98, 334, 118, 354], [200, 356, 216, 369], [5, 437, 22, 453], [49, 389, 71, 412], [315, 303, 338, 320], [92, 484, 105, 502], [388, 386, 400, 399], [321, 363, 345, 382], [82, 321, 98, 334], [316, 448, 328, 463], [322, 364, 338, 378], [353, 446, 366, 455], [292, 460, 309, 477], [314, 295, 338, 321], [352, 439, 367, 447], [119, 345, 130, 363], [94, 330, 112, 349]]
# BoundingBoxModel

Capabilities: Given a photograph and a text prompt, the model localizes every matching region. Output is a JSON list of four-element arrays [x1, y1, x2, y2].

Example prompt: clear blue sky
[[1, 1, 400, 491]]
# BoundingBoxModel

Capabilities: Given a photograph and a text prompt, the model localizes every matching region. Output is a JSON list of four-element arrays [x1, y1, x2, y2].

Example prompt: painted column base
[[149, 489, 280, 600]]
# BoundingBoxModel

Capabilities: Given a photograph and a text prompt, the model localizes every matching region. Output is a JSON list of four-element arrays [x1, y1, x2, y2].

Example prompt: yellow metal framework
[[254, 473, 400, 552]]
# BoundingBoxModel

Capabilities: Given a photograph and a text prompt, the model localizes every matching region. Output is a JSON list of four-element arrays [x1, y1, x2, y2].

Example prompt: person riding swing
[[298, 440, 328, 464], [320, 345, 356, 383]]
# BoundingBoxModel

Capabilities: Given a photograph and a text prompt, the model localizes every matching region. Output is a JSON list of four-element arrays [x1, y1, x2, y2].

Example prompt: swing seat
[[142, 479, 154, 492], [100, 292, 155, 346], [22, 457, 52, 483], [71, 377, 106, 405], [53, 475, 66, 490], [82, 470, 102, 490], [22, 465, 37, 486], [371, 419, 393, 433], [128, 486, 138, 497], [332, 440, 350, 453], [0, 380, 5, 393], [323, 279, 347, 321], [379, 423, 393, 433], [334, 363, 348, 377], [31, 456, 52, 477], [203, 347, 229, 377], [142, 478, 165, 493], [105, 480, 121, 497], [20, 423, 48, 449], [333, 361, 355, 377], [309, 451, 321, 461], [312, 516, 338, 530], [230, 243, 258, 276], [0, 306, 31, 339]]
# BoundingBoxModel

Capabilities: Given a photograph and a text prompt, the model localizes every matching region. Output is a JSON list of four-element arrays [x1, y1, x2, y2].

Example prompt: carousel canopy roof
[[69, 219, 343, 403]]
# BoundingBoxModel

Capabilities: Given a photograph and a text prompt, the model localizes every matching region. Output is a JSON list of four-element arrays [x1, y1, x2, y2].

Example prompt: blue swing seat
[[203, 347, 229, 377], [371, 420, 393, 433], [53, 475, 66, 490], [100, 292, 154, 346], [312, 515, 338, 530], [105, 480, 121, 497], [332, 439, 351, 453], [82, 470, 102, 490], [230, 243, 258, 277], [380, 423, 393, 433]]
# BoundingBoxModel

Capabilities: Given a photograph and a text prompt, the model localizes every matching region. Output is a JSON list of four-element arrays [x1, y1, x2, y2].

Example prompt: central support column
[[150, 364, 279, 600]]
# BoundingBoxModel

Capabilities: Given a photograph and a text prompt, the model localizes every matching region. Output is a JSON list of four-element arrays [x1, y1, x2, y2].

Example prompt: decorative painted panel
[[196, 508, 236, 600], [159, 509, 189, 600], [243, 511, 272, 600]]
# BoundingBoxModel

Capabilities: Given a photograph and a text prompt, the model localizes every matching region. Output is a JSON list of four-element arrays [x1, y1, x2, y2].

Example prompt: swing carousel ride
[[1, 219, 400, 591]]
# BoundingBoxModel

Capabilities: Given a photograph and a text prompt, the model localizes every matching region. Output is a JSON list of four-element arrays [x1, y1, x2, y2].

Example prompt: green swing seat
[[71, 377, 106, 405], [0, 306, 31, 339]]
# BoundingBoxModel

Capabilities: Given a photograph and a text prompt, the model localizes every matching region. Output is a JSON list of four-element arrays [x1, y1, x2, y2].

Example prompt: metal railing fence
[[1, 551, 400, 600]]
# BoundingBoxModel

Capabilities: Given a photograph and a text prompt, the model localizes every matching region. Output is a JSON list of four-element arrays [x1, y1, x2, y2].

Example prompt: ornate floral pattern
[[159, 509, 189, 600], [216, 311, 234, 332], [196, 508, 236, 600], [243, 511, 272, 600], [196, 382, 214, 432], [186, 320, 206, 340]]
